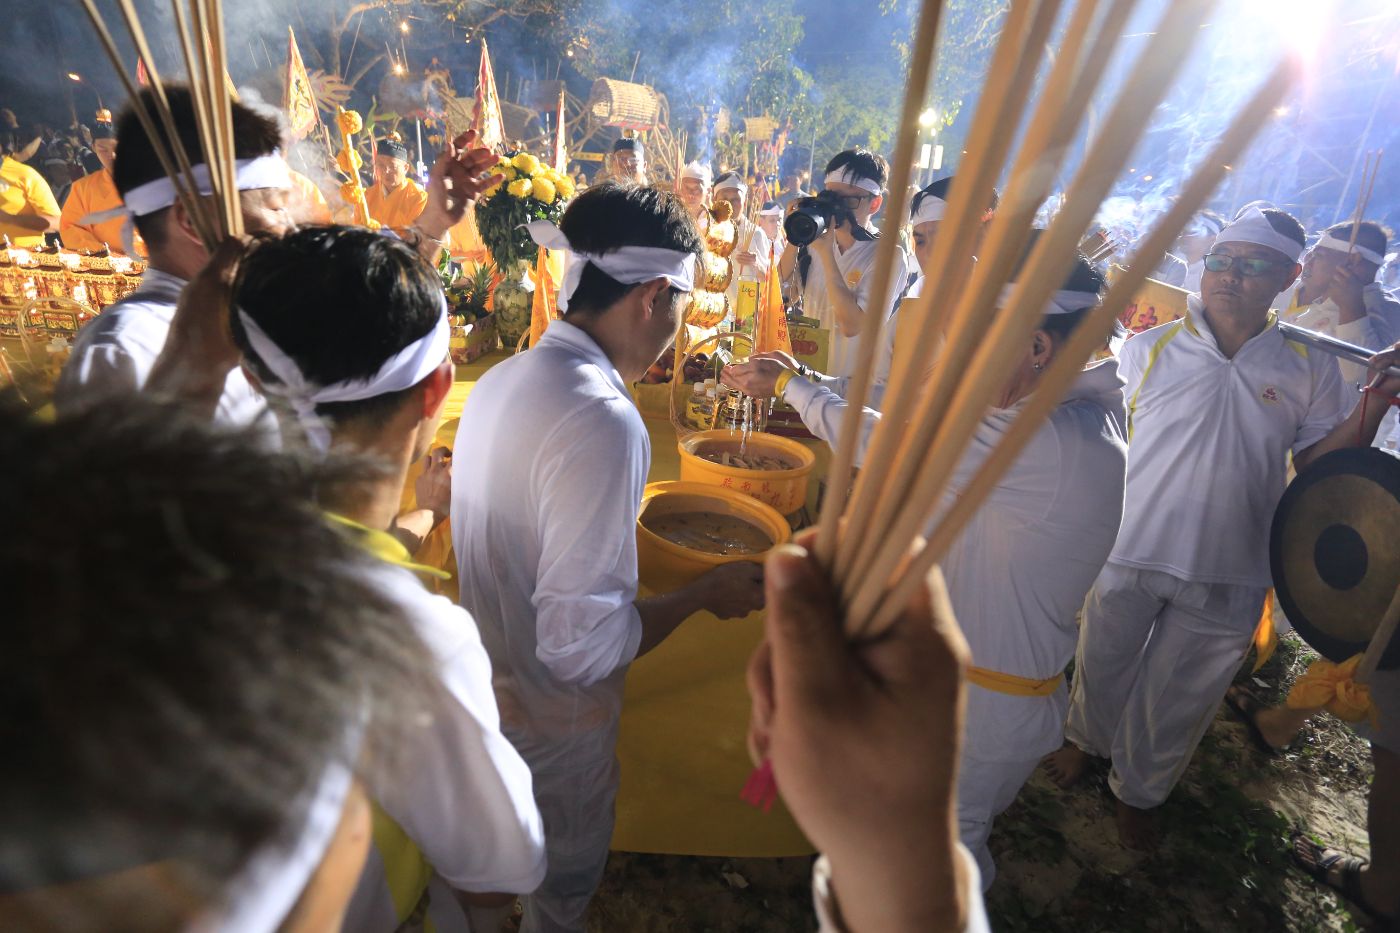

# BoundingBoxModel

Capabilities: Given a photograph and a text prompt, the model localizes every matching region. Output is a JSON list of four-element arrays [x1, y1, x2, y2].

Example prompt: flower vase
[[492, 262, 535, 351]]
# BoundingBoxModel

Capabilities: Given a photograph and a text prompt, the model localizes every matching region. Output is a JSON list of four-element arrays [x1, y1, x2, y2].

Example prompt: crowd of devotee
[[3, 9, 1400, 928]]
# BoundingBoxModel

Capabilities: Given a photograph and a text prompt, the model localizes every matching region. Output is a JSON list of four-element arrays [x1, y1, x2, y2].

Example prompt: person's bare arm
[[0, 211, 57, 235], [412, 130, 502, 260], [635, 560, 765, 657]]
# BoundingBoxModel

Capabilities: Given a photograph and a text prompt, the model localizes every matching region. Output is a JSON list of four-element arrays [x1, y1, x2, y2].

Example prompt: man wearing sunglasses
[[1048, 205, 1400, 852], [777, 147, 912, 378]]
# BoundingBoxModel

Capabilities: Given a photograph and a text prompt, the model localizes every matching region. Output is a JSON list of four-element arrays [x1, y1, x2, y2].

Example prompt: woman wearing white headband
[[1050, 206, 1400, 852], [453, 184, 764, 933], [776, 147, 913, 379]]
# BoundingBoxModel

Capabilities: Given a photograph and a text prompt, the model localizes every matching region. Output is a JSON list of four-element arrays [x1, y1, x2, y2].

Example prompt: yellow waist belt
[[967, 666, 1064, 697]]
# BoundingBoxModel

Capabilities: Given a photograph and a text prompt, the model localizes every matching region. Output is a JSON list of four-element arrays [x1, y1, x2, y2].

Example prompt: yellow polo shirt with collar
[[364, 179, 428, 231], [0, 156, 61, 247]]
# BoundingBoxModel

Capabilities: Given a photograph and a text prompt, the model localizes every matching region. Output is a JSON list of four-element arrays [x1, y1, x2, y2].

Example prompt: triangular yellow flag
[[754, 242, 792, 355], [283, 27, 318, 140], [529, 246, 558, 348], [472, 38, 506, 153]]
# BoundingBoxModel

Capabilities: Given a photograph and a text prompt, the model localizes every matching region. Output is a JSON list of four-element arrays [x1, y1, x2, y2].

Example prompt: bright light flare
[[399, 20, 410, 34], [1244, 0, 1333, 60], [68, 72, 81, 82], [917, 107, 939, 128]]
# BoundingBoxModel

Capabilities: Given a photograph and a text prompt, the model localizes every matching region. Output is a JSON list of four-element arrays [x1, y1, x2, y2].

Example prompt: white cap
[[680, 161, 713, 186]]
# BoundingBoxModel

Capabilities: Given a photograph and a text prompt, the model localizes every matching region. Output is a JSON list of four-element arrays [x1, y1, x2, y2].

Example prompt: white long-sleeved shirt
[[797, 236, 912, 379], [785, 358, 1128, 761], [344, 561, 547, 931], [451, 321, 648, 738], [54, 267, 272, 430], [1111, 297, 1351, 587]]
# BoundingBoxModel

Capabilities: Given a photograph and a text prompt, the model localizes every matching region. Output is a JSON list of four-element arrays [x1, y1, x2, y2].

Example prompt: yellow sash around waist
[[966, 666, 1064, 697]]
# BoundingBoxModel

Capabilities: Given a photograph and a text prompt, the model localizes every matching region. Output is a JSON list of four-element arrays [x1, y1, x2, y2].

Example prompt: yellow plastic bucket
[[677, 429, 816, 516], [636, 481, 790, 592]]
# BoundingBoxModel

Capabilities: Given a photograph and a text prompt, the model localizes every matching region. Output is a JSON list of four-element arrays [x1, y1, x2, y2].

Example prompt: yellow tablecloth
[[406, 350, 815, 857]]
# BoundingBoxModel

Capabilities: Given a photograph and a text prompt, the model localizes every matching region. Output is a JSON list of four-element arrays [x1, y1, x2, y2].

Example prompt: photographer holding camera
[[778, 148, 912, 378]]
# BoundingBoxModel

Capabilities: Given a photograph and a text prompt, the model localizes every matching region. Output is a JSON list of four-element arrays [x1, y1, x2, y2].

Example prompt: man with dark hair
[[777, 147, 912, 378], [0, 396, 439, 933], [365, 136, 427, 230], [1047, 206, 1400, 850], [453, 184, 765, 932], [56, 86, 481, 427], [221, 224, 548, 932], [604, 136, 646, 186], [59, 122, 139, 255]]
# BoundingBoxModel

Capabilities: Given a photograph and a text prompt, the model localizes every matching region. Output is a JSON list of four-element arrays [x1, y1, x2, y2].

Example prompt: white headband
[[911, 194, 947, 226], [714, 172, 746, 193], [1313, 233, 1385, 266], [238, 300, 450, 452], [195, 757, 355, 933], [525, 220, 697, 313], [1212, 205, 1304, 263], [123, 152, 293, 217], [824, 168, 882, 197], [758, 205, 782, 217], [998, 284, 1101, 316], [680, 162, 713, 186]]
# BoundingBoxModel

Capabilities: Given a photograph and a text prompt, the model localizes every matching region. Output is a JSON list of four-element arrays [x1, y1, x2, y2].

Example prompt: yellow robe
[[60, 168, 143, 255], [364, 179, 428, 231], [0, 156, 60, 248]]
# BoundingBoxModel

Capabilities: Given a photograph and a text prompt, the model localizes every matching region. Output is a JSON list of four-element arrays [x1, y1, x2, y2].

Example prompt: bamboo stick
[[1358, 584, 1400, 684], [830, 0, 1047, 581], [859, 57, 1297, 635], [113, 0, 218, 247], [841, 0, 1115, 586], [167, 0, 221, 231], [77, 0, 213, 248], [846, 0, 1216, 627], [810, 0, 949, 569], [1347, 150, 1382, 251], [210, 0, 243, 235]]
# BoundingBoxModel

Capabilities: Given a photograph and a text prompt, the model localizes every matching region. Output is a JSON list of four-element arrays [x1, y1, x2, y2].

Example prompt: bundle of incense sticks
[[809, 0, 1297, 638], [1347, 149, 1383, 250], [80, 0, 245, 250]]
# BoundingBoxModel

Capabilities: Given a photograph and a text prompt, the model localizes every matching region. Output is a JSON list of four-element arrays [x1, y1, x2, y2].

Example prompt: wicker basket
[[587, 78, 663, 130]]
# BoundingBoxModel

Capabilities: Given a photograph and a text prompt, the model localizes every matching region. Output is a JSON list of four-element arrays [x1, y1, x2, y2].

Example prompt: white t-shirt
[[786, 359, 1128, 761], [798, 235, 912, 378], [450, 321, 648, 739], [1110, 297, 1351, 587], [344, 561, 547, 932], [55, 268, 272, 430]]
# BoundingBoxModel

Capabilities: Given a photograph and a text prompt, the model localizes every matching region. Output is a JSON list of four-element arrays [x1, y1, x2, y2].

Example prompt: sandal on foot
[[1223, 685, 1284, 756], [1291, 830, 1395, 926]]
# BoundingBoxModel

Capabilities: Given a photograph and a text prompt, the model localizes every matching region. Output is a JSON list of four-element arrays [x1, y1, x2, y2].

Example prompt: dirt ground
[[589, 634, 1376, 932]]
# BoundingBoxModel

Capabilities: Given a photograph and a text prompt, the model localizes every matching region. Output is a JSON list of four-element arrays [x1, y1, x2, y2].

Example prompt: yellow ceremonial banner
[[529, 246, 557, 348], [472, 38, 506, 153], [1120, 276, 1190, 334], [734, 279, 759, 334], [753, 245, 792, 356], [551, 89, 568, 173], [283, 27, 318, 140]]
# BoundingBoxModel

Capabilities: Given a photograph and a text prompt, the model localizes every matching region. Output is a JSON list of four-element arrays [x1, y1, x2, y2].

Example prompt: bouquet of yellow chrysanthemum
[[475, 150, 575, 271]]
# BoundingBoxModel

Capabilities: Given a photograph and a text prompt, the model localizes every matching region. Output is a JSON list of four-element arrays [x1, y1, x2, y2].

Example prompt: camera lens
[[784, 210, 825, 248]]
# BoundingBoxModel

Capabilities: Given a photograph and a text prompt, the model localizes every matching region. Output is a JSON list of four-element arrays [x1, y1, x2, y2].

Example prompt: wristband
[[774, 369, 796, 398]]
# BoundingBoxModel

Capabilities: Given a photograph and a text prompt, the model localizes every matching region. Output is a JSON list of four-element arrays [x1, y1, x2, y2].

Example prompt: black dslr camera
[[783, 189, 858, 247]]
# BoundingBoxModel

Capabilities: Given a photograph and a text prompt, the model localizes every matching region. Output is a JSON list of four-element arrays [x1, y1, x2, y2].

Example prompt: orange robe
[[59, 169, 142, 255], [364, 179, 428, 231]]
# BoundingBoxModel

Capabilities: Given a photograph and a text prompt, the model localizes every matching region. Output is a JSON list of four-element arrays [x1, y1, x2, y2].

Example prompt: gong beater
[[1270, 447, 1400, 670]]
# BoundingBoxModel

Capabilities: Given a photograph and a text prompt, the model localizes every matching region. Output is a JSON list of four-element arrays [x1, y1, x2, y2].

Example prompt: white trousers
[[506, 720, 620, 933], [957, 751, 1042, 889], [1064, 563, 1265, 809]]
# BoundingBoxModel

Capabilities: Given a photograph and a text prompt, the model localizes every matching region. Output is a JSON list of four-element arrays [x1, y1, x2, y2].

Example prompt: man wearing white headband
[[1048, 206, 1400, 851], [727, 237, 1128, 887], [231, 225, 548, 933], [452, 185, 764, 933], [676, 160, 713, 225], [777, 147, 913, 378], [54, 85, 290, 428], [712, 170, 771, 306], [756, 200, 784, 249], [1285, 221, 1400, 376]]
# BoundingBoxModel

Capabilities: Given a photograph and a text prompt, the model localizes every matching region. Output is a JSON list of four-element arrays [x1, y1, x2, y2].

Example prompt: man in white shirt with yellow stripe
[[1047, 206, 1400, 850]]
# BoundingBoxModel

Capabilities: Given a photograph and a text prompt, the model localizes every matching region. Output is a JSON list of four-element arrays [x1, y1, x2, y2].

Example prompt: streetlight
[[67, 72, 105, 111], [918, 107, 939, 128]]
